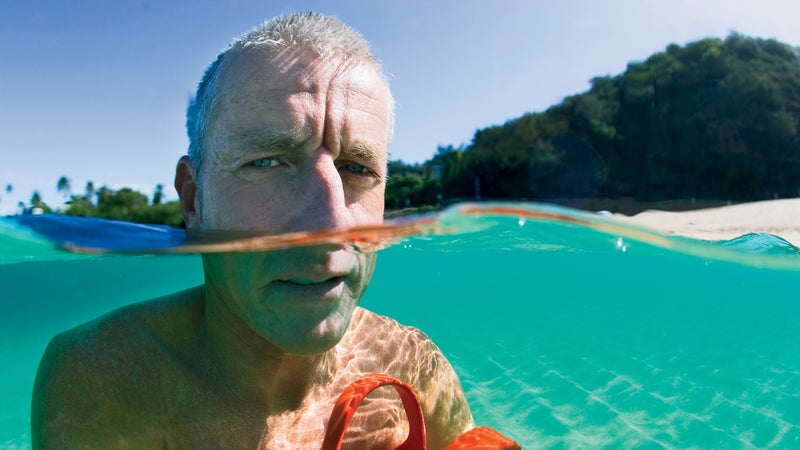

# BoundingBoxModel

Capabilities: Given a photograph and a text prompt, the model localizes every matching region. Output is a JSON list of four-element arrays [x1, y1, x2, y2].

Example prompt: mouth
[[270, 275, 347, 300], [286, 276, 344, 286], [265, 248, 363, 300]]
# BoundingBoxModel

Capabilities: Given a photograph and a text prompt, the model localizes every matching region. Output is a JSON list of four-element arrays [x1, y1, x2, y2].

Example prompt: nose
[[290, 150, 354, 232]]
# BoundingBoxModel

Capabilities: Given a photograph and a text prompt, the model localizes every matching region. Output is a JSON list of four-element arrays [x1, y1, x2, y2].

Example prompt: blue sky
[[2, 0, 800, 214]]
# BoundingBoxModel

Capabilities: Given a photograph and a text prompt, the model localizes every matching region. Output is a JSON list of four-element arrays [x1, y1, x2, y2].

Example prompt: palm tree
[[152, 184, 164, 205], [85, 181, 95, 204], [29, 191, 51, 214], [57, 176, 71, 199]]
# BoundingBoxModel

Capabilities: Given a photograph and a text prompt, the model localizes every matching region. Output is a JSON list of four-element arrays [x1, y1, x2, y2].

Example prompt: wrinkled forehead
[[221, 47, 308, 90], [205, 47, 393, 145], [215, 46, 387, 103], [201, 46, 393, 167]]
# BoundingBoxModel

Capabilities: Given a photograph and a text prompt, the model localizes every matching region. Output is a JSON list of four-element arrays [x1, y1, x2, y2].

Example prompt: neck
[[199, 283, 337, 413]]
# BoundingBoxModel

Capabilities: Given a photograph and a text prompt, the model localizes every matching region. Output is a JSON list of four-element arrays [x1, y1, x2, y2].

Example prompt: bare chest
[[157, 380, 409, 450]]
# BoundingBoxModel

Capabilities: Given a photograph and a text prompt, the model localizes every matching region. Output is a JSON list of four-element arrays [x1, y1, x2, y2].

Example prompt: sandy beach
[[613, 198, 800, 247]]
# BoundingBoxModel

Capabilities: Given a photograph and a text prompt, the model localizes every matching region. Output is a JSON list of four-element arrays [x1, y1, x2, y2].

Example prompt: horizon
[[3, 0, 800, 215]]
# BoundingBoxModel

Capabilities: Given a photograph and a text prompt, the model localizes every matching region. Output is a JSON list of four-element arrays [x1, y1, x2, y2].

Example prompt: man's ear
[[175, 156, 200, 229]]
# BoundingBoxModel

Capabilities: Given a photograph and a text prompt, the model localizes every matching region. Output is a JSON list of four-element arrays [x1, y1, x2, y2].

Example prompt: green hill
[[387, 33, 800, 210]]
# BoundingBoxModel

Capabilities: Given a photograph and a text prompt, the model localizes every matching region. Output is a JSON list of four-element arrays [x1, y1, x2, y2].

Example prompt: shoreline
[[610, 198, 800, 247]]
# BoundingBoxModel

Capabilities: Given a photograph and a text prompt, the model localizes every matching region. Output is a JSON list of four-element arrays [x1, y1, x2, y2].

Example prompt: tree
[[95, 187, 149, 222], [152, 184, 164, 205], [62, 184, 184, 226], [85, 181, 95, 203], [56, 176, 71, 199], [30, 190, 52, 214], [64, 196, 95, 217]]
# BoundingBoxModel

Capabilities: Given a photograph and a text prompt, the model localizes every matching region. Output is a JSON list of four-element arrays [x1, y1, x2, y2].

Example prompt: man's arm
[[31, 322, 158, 449], [33, 332, 98, 448]]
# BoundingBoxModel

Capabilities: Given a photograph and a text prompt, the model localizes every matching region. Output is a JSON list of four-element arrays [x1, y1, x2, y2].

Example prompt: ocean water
[[1, 203, 799, 449]]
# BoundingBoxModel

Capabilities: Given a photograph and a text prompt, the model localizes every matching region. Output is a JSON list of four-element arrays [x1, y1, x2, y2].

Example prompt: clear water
[[2, 203, 799, 449]]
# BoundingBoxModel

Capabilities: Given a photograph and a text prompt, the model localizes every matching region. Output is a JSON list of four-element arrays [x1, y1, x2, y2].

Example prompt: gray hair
[[186, 12, 395, 178]]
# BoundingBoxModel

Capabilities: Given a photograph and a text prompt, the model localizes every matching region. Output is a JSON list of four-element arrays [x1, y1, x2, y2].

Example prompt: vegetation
[[9, 33, 800, 224], [387, 33, 800, 207], [16, 178, 185, 227], [30, 191, 52, 214], [60, 181, 184, 227]]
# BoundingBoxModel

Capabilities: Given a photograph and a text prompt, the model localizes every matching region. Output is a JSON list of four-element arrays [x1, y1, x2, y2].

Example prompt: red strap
[[322, 374, 521, 450], [443, 426, 522, 450], [321, 374, 427, 450]]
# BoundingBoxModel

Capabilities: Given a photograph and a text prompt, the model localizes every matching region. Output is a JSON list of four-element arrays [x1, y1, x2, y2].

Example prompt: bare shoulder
[[346, 308, 456, 381], [349, 308, 432, 348], [31, 286, 204, 449], [345, 308, 442, 376], [35, 285, 204, 375], [346, 308, 475, 448]]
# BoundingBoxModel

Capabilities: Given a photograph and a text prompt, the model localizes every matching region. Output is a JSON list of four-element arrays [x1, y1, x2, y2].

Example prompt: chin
[[266, 318, 351, 355], [276, 333, 344, 355]]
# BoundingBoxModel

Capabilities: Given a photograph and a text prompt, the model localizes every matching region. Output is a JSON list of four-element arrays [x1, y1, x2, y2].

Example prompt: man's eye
[[247, 157, 280, 168], [342, 162, 372, 175]]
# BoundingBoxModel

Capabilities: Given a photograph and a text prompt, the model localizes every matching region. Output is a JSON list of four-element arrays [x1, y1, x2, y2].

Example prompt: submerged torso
[[34, 287, 458, 449]]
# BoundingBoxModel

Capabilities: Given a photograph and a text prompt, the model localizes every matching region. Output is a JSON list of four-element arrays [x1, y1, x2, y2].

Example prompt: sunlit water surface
[[1, 203, 798, 449]]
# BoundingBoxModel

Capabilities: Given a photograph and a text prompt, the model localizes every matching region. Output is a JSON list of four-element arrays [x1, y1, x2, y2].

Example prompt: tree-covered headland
[[386, 33, 800, 210], [10, 34, 800, 225]]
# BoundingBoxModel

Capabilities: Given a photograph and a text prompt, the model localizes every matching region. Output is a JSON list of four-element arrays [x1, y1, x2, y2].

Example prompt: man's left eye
[[342, 162, 371, 175]]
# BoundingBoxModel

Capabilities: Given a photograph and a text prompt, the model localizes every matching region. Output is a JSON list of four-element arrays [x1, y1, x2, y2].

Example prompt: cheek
[[361, 252, 377, 284], [203, 253, 253, 289], [351, 251, 377, 300], [350, 189, 385, 224], [203, 253, 264, 313], [200, 178, 278, 230]]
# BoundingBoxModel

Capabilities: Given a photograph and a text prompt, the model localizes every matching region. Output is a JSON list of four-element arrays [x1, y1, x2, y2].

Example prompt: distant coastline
[[610, 198, 800, 247]]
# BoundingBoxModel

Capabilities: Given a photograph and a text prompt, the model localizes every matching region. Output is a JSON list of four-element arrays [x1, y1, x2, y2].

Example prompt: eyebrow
[[236, 130, 310, 151], [219, 128, 386, 168], [218, 129, 310, 162], [343, 142, 385, 165]]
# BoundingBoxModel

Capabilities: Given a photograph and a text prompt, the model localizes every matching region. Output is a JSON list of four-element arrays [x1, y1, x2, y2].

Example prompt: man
[[31, 13, 473, 449]]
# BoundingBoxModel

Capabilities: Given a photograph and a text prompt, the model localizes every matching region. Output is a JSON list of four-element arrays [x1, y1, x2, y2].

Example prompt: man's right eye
[[246, 157, 280, 168]]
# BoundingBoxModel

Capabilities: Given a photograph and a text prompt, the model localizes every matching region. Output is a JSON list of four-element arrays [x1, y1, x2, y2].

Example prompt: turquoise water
[[2, 203, 799, 448]]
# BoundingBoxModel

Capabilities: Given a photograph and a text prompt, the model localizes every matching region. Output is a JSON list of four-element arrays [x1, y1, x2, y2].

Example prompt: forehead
[[219, 47, 326, 93], [211, 48, 391, 128]]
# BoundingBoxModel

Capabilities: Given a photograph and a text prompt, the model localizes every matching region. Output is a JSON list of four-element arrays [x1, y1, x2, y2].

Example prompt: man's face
[[190, 50, 391, 354]]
